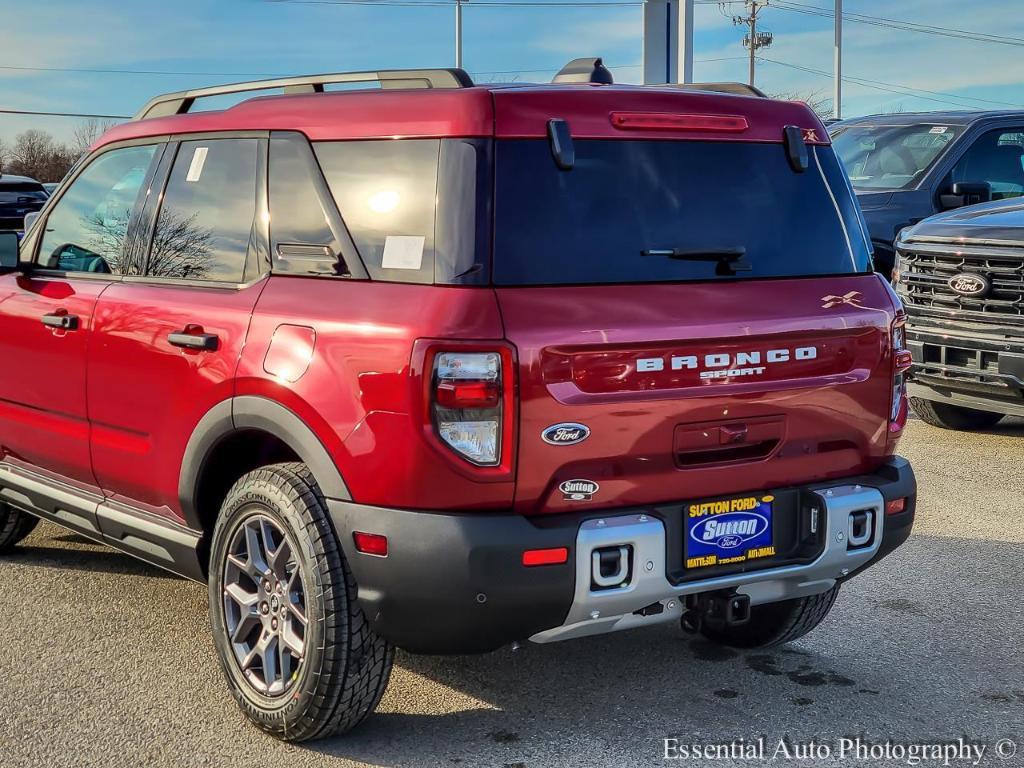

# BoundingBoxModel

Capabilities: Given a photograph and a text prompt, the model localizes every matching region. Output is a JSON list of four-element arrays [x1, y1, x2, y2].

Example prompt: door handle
[[42, 313, 79, 331], [168, 330, 219, 351]]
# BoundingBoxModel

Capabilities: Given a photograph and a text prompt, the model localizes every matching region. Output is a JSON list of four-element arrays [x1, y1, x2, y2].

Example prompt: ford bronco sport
[[0, 60, 916, 741]]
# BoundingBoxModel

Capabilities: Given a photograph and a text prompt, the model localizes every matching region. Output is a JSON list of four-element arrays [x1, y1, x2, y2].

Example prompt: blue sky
[[2, 0, 1024, 144]]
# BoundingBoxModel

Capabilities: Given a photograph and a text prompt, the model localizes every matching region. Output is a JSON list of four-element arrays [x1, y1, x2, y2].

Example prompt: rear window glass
[[314, 139, 489, 284], [493, 139, 871, 286], [0, 183, 47, 203]]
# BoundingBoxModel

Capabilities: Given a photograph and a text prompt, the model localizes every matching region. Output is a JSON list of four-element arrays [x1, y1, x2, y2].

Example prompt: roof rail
[[134, 68, 475, 120], [662, 82, 767, 98]]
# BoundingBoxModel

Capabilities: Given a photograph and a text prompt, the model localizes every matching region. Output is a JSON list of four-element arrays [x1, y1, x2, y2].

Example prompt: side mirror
[[939, 181, 992, 210], [23, 211, 41, 233], [0, 231, 20, 273]]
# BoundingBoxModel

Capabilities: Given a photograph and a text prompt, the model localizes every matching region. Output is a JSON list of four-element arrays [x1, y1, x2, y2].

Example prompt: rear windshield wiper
[[641, 246, 752, 276]]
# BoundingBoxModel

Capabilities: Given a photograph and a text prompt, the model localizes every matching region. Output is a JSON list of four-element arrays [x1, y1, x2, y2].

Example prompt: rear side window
[[493, 139, 871, 286], [149, 139, 258, 283], [314, 139, 488, 284], [269, 137, 335, 253]]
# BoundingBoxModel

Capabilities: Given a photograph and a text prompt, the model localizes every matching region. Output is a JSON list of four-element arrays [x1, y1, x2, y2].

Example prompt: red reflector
[[522, 547, 569, 567], [610, 112, 749, 132], [885, 498, 907, 515], [353, 531, 388, 556], [895, 350, 914, 374], [435, 379, 500, 409]]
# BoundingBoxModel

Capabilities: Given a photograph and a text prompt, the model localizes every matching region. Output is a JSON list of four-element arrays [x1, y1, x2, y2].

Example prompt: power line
[[756, 56, 1024, 111], [265, 0, 643, 6], [771, 0, 1024, 48], [0, 108, 130, 119], [0, 64, 285, 77]]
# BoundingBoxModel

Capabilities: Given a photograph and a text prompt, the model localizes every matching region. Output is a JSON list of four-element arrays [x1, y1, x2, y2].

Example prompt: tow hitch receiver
[[680, 590, 751, 634]]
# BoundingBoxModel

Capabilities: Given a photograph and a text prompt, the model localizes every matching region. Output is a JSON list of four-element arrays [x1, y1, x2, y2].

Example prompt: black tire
[[208, 463, 393, 742], [0, 503, 39, 553], [698, 586, 840, 649], [910, 397, 1004, 431]]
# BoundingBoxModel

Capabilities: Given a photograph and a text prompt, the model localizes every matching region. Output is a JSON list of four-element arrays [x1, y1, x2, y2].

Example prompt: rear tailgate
[[498, 276, 897, 514], [490, 88, 893, 514]]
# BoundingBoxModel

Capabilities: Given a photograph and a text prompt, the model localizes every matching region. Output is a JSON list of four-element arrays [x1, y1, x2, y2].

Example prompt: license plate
[[685, 494, 776, 570]]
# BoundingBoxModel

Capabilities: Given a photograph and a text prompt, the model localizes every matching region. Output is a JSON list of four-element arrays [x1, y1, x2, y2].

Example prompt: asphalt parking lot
[[1, 417, 1022, 768]]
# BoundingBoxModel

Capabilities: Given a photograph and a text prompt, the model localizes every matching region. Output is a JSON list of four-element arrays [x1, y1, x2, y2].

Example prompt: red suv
[[0, 61, 916, 741]]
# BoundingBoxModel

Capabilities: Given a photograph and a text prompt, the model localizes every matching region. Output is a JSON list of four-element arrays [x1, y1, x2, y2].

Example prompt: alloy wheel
[[222, 512, 307, 697]]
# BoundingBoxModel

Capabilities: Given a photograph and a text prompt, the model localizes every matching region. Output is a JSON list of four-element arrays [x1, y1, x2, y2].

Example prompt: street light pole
[[833, 0, 843, 119], [455, 0, 464, 69]]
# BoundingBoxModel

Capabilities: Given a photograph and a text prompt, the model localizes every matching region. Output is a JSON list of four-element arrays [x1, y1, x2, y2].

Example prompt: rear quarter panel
[[237, 278, 511, 510]]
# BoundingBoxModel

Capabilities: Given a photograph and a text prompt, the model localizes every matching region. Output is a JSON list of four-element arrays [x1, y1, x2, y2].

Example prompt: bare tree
[[6, 129, 77, 182], [770, 89, 834, 120], [0, 138, 8, 174], [71, 119, 116, 157]]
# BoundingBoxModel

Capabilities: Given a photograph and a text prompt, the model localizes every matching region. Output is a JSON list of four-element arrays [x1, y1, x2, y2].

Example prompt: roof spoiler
[[134, 68, 475, 120], [552, 57, 614, 85], [662, 82, 767, 98]]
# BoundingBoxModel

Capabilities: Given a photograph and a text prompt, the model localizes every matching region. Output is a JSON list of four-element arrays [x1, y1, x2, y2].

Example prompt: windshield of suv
[[830, 123, 962, 191], [492, 139, 870, 286]]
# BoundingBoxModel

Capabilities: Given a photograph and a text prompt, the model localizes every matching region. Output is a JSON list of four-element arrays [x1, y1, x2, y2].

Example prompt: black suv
[[896, 197, 1024, 429], [831, 112, 1024, 279], [0, 174, 48, 232]]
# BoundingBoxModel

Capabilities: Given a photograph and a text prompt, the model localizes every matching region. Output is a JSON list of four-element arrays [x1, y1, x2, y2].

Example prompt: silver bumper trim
[[529, 484, 884, 644]]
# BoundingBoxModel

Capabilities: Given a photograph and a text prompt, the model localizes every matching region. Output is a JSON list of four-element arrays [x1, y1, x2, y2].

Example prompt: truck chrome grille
[[897, 240, 1024, 321]]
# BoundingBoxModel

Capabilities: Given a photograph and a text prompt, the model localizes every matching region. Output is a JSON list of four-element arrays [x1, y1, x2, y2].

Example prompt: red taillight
[[610, 112, 749, 132], [430, 350, 509, 467], [435, 379, 500, 409], [353, 531, 388, 557], [890, 315, 910, 431], [886, 498, 907, 515], [894, 349, 913, 374], [522, 547, 569, 567]]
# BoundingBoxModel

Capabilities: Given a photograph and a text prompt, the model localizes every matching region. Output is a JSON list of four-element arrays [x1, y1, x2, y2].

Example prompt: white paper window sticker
[[381, 235, 425, 270], [929, 126, 948, 134], [186, 147, 209, 183]]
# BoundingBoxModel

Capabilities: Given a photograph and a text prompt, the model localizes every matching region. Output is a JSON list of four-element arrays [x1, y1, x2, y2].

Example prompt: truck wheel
[[208, 463, 393, 742], [910, 398, 1004, 431], [698, 586, 840, 649], [0, 504, 39, 553]]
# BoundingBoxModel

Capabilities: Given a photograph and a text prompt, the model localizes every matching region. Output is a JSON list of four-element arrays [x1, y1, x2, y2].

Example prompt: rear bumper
[[329, 456, 916, 654]]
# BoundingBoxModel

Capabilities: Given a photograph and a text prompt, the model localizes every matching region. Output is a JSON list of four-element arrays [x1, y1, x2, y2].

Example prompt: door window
[[951, 129, 1024, 200], [148, 139, 258, 283], [37, 144, 158, 274]]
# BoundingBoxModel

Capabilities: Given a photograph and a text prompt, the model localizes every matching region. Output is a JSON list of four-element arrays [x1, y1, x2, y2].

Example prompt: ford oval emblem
[[542, 423, 590, 446], [948, 273, 991, 298], [690, 511, 770, 550]]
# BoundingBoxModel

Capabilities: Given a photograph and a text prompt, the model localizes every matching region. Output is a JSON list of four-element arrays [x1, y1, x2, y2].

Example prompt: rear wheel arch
[[180, 397, 352, 571]]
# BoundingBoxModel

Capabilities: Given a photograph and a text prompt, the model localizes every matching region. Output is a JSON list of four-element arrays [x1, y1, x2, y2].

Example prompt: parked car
[[0, 60, 916, 741], [830, 111, 1024, 279], [0, 174, 48, 232], [895, 197, 1024, 429]]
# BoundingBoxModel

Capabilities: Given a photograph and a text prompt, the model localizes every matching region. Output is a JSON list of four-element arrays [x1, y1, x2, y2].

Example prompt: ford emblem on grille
[[542, 423, 590, 446], [948, 273, 991, 298]]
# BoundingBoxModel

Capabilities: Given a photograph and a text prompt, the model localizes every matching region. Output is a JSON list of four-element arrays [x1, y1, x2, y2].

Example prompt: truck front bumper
[[329, 457, 915, 654]]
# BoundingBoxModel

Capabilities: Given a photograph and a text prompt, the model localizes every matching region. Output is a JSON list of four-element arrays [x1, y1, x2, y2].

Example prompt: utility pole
[[833, 0, 842, 119], [732, 1, 772, 88], [455, 0, 464, 69]]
